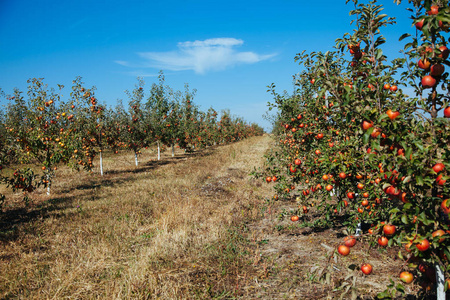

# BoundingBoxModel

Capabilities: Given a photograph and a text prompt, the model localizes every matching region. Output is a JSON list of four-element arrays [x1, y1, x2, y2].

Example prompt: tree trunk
[[171, 143, 175, 157], [157, 141, 161, 161], [99, 151, 103, 176], [46, 173, 50, 195], [135, 151, 139, 166], [435, 262, 445, 300]]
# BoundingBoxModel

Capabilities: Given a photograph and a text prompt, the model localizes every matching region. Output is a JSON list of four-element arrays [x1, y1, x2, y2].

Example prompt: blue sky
[[0, 0, 415, 131]]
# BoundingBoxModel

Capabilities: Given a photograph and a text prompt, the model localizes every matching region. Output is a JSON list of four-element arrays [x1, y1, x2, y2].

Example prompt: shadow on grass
[[0, 147, 216, 242], [103, 147, 213, 176], [0, 194, 76, 242]]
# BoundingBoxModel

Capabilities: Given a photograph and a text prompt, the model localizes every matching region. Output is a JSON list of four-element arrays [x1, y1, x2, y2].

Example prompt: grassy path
[[0, 136, 274, 299]]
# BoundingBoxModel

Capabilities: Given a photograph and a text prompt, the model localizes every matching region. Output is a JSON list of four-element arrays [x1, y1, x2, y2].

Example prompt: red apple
[[418, 58, 431, 70], [429, 5, 439, 15], [433, 163, 445, 173], [361, 263, 373, 275], [430, 63, 445, 76], [383, 224, 396, 236], [441, 199, 450, 214], [438, 46, 449, 59], [422, 75, 437, 88], [444, 106, 450, 118], [344, 236, 357, 248], [436, 174, 446, 186], [361, 120, 373, 130], [416, 239, 430, 252], [415, 18, 425, 30], [386, 109, 400, 120], [338, 245, 350, 256], [400, 271, 414, 284], [378, 236, 389, 247]]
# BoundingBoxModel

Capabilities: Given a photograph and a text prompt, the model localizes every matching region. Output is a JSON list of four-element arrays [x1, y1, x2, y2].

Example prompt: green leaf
[[402, 176, 412, 183], [376, 49, 383, 60], [416, 175, 423, 186], [405, 148, 412, 160], [401, 214, 408, 224], [399, 33, 411, 41], [395, 284, 405, 293]]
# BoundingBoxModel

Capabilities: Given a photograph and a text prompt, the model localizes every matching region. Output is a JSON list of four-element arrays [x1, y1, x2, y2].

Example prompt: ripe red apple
[[415, 18, 425, 30], [418, 58, 431, 70], [325, 184, 333, 192], [422, 75, 437, 88], [432, 229, 446, 243], [386, 109, 400, 120], [439, 20, 450, 31], [361, 263, 373, 275], [436, 174, 446, 186], [378, 236, 388, 247], [347, 192, 355, 199], [390, 85, 398, 92], [338, 245, 350, 256], [405, 241, 413, 253], [294, 158, 302, 165], [291, 215, 299, 222], [432, 163, 445, 173], [361, 120, 373, 130], [430, 63, 445, 76], [344, 236, 357, 248], [265, 176, 272, 183], [444, 106, 450, 118], [441, 199, 450, 214], [400, 271, 414, 284], [370, 128, 382, 138], [383, 224, 396, 236], [401, 192, 409, 203], [416, 239, 430, 252], [429, 5, 439, 15], [438, 46, 449, 59]]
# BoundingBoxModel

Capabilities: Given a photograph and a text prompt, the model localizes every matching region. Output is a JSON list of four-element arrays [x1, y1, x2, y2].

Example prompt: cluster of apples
[[416, 5, 449, 90]]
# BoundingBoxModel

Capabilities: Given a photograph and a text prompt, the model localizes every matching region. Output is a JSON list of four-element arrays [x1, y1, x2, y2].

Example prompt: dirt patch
[[242, 195, 430, 299]]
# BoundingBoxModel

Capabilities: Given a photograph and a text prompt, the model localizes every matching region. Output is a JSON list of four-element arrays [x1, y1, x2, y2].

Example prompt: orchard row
[[259, 0, 450, 297], [0, 72, 263, 204]]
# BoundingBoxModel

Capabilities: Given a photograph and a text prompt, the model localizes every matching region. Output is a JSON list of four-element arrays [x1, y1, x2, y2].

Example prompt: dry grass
[[0, 137, 272, 299]]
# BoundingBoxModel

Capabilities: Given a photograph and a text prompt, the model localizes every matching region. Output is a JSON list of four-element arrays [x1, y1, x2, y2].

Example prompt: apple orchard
[[257, 0, 450, 297], [0, 72, 263, 204]]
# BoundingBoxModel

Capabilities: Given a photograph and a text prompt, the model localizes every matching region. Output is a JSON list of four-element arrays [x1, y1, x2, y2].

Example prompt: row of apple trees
[[259, 0, 450, 297], [0, 72, 264, 205]]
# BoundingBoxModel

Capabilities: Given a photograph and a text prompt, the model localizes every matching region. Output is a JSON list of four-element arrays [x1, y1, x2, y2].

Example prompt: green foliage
[[260, 0, 450, 297]]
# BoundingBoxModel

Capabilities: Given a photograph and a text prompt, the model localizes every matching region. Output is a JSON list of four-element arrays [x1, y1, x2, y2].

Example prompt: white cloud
[[114, 60, 131, 67], [117, 38, 276, 74]]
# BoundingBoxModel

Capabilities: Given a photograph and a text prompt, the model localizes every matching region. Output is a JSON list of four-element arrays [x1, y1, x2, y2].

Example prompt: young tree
[[145, 71, 171, 160]]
